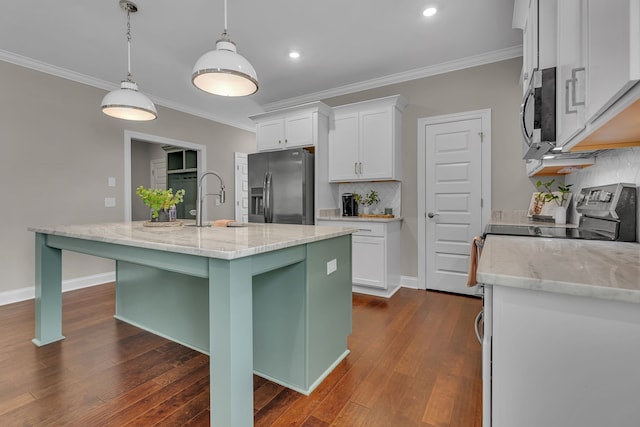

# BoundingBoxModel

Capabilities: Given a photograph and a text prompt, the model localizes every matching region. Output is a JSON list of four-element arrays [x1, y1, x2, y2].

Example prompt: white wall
[[0, 60, 255, 300]]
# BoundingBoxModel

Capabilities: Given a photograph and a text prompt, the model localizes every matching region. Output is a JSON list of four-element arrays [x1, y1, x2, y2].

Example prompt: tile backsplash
[[338, 182, 402, 216], [565, 147, 640, 239]]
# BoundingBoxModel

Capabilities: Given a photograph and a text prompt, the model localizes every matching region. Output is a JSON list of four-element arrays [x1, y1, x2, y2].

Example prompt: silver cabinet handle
[[474, 310, 483, 344], [357, 228, 373, 232], [354, 162, 358, 174], [565, 67, 586, 115], [565, 78, 577, 114], [359, 162, 363, 175], [571, 67, 585, 107]]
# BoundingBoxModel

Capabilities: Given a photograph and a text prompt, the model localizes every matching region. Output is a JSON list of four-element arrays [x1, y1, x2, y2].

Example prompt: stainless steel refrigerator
[[248, 148, 314, 224]]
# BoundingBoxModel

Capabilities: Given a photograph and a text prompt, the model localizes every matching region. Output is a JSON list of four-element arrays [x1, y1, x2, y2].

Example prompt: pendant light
[[101, 0, 157, 121], [192, 0, 258, 97]]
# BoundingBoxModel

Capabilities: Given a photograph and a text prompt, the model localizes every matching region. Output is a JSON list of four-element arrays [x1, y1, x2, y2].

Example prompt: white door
[[234, 152, 249, 222], [424, 118, 484, 295], [150, 158, 167, 189]]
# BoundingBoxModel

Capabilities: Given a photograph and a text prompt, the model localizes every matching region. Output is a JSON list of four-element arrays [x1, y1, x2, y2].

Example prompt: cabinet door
[[522, 0, 537, 92], [587, 0, 640, 121], [556, 0, 587, 145], [329, 113, 360, 181], [359, 108, 394, 180], [256, 119, 284, 151], [284, 113, 314, 148], [352, 236, 386, 289]]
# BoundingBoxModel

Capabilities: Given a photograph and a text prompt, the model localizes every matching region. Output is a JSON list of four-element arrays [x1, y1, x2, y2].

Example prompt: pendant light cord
[[224, 0, 228, 32], [126, 7, 132, 81]]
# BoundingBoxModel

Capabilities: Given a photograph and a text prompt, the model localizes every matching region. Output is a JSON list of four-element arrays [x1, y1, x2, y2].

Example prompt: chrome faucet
[[195, 171, 226, 227]]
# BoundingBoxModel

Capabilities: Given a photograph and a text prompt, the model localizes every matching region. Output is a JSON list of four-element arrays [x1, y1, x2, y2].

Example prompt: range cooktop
[[483, 224, 614, 241]]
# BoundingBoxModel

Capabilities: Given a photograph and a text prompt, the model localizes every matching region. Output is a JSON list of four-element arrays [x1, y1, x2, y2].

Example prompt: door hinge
[[481, 198, 484, 208], [479, 132, 484, 143]]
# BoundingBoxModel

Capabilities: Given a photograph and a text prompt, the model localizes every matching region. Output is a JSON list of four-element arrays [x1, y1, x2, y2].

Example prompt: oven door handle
[[474, 309, 483, 344]]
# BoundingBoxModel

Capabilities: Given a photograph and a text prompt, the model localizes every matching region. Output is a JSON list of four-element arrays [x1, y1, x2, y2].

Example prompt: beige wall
[[0, 61, 255, 295], [1, 56, 535, 295], [323, 57, 534, 278]]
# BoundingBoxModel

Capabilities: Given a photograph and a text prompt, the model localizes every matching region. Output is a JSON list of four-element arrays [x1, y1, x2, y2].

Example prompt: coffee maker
[[342, 193, 358, 216]]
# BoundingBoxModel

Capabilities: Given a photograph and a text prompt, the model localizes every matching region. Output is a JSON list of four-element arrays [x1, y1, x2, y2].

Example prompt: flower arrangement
[[353, 190, 380, 207], [135, 186, 185, 219], [535, 179, 573, 207]]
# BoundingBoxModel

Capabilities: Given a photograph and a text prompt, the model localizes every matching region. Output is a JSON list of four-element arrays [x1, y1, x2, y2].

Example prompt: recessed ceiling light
[[423, 7, 437, 17], [289, 51, 300, 59]]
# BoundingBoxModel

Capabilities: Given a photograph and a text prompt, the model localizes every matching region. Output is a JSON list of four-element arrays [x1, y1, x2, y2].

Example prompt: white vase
[[554, 205, 566, 225], [362, 206, 371, 215]]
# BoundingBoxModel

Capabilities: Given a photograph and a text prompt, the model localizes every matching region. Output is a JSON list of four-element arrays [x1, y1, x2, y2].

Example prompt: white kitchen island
[[29, 222, 355, 427], [477, 235, 640, 427]]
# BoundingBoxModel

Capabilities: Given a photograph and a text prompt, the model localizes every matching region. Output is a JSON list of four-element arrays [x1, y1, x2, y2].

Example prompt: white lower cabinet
[[317, 219, 401, 297], [489, 285, 640, 427]]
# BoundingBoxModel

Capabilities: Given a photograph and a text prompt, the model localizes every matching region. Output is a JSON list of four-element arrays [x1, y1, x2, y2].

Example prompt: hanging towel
[[466, 236, 484, 287]]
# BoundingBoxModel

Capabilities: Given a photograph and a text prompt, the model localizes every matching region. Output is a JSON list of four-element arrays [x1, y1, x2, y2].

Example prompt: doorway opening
[[123, 131, 207, 222]]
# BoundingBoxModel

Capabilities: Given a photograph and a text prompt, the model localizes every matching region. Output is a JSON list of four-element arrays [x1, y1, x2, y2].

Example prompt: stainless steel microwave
[[521, 67, 556, 160]]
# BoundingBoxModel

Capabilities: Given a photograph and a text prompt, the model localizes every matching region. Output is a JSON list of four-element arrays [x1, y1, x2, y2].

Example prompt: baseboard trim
[[401, 275, 419, 289], [0, 271, 115, 306]]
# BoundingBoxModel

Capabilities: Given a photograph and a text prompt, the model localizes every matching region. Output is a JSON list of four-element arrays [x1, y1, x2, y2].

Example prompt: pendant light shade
[[102, 80, 157, 121], [191, 0, 258, 97], [101, 0, 157, 121]]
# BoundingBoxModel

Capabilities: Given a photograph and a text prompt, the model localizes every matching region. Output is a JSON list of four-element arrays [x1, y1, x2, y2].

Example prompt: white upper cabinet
[[518, 0, 557, 92], [250, 102, 331, 152], [557, 0, 640, 151], [556, 0, 587, 145], [328, 95, 406, 182]]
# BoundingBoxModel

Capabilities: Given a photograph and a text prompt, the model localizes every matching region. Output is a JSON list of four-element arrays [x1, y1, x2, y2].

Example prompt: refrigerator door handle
[[264, 172, 273, 223]]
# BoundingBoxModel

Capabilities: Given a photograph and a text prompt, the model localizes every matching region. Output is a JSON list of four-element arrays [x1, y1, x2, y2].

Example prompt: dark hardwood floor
[[0, 284, 482, 426]]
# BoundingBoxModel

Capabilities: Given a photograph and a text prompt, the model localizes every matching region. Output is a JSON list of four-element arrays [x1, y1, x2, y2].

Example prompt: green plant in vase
[[354, 190, 381, 214], [535, 179, 573, 224], [136, 186, 186, 221]]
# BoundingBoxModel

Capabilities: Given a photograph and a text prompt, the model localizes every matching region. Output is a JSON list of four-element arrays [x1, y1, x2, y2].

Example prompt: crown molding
[[0, 49, 256, 132], [262, 45, 523, 111]]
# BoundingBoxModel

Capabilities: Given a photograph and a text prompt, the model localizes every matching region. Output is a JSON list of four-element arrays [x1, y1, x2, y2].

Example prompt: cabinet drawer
[[318, 220, 385, 237]]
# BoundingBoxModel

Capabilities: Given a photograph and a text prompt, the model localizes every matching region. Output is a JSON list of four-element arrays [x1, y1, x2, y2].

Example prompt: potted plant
[[354, 190, 380, 214], [135, 186, 186, 222], [535, 179, 573, 224]]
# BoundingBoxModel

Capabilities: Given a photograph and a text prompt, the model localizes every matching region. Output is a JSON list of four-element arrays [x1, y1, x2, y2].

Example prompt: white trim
[[417, 109, 492, 290], [124, 131, 207, 222], [0, 49, 255, 132], [400, 275, 419, 290], [0, 272, 115, 306], [263, 46, 523, 111]]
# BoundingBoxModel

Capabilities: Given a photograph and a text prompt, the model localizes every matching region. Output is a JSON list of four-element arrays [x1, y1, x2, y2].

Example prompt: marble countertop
[[317, 216, 403, 223], [29, 221, 357, 260], [477, 235, 640, 304]]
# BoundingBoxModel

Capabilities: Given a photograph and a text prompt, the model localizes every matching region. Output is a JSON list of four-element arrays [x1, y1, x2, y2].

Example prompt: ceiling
[[0, 0, 522, 130]]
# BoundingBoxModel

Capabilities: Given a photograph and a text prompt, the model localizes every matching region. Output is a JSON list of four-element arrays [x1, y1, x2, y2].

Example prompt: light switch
[[327, 259, 337, 275], [108, 177, 116, 187], [105, 197, 116, 208]]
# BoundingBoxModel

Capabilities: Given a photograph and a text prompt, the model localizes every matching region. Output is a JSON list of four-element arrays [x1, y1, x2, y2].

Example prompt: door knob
[[427, 212, 438, 218]]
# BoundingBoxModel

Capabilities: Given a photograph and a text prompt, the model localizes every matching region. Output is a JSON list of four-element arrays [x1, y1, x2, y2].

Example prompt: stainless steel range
[[484, 183, 637, 241]]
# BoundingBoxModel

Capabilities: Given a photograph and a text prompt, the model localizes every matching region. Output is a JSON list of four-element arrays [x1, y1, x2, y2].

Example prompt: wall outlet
[[215, 199, 220, 206], [105, 197, 116, 208], [326, 259, 337, 275], [108, 177, 116, 187]]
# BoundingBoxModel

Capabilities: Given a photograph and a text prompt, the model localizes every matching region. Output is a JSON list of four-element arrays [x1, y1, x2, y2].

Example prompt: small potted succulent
[[354, 190, 381, 215], [135, 186, 186, 222]]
